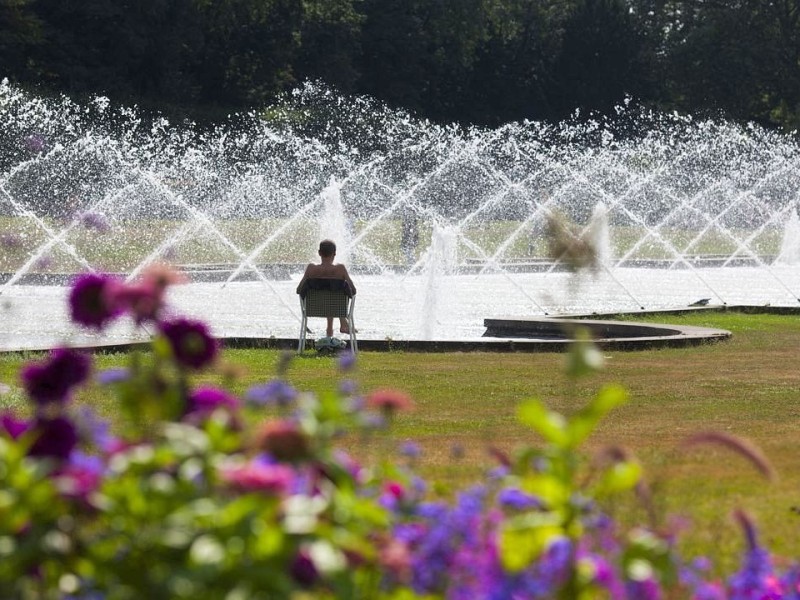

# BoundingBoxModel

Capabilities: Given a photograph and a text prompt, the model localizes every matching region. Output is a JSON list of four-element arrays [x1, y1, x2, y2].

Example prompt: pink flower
[[221, 462, 293, 494], [139, 262, 187, 290], [115, 281, 163, 324], [384, 481, 405, 500], [114, 263, 185, 324], [366, 389, 414, 413], [379, 539, 412, 583], [187, 386, 240, 416]]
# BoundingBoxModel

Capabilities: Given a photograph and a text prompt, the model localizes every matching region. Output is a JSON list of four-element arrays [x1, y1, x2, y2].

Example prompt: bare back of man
[[296, 240, 357, 337]]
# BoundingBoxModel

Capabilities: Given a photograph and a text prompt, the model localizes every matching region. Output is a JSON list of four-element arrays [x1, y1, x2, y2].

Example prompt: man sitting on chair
[[296, 239, 357, 338]]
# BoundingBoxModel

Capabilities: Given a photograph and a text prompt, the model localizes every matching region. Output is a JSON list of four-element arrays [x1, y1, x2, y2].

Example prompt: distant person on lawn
[[296, 239, 357, 338]]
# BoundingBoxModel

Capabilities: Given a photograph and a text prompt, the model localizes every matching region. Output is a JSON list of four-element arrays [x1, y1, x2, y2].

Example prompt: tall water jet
[[318, 179, 352, 265], [588, 202, 612, 269], [777, 208, 800, 265], [421, 225, 458, 340]]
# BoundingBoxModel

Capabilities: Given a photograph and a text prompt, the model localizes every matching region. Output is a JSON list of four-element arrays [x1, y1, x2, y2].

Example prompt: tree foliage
[[1, 0, 799, 128]]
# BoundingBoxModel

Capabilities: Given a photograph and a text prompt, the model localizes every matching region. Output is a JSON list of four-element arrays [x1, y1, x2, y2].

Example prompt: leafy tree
[[295, 0, 363, 93], [552, 0, 650, 119], [466, 0, 569, 125], [25, 0, 203, 108], [357, 0, 493, 122], [191, 0, 303, 108], [0, 0, 42, 79]]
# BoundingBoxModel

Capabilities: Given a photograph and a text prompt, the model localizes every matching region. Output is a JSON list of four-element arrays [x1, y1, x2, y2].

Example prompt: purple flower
[[75, 406, 119, 453], [728, 547, 780, 599], [337, 351, 357, 371], [339, 378, 357, 396], [21, 347, 91, 406], [693, 582, 726, 600], [625, 576, 661, 600], [290, 550, 319, 587], [187, 386, 240, 415], [497, 488, 541, 510], [29, 416, 78, 461], [57, 450, 105, 500], [96, 367, 130, 385], [400, 440, 421, 458], [69, 273, 123, 330], [1, 412, 30, 439], [77, 211, 111, 233], [159, 318, 218, 370], [245, 380, 298, 407], [728, 510, 782, 600]]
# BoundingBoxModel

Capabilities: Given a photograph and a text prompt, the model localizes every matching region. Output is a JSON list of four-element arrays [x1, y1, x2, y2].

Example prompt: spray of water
[[3, 80, 800, 345]]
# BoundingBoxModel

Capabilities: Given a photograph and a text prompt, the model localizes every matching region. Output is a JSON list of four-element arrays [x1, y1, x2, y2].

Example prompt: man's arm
[[339, 265, 356, 294], [296, 264, 313, 294]]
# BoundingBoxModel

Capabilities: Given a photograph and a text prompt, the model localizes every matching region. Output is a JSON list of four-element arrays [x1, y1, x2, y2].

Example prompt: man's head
[[318, 239, 336, 258]]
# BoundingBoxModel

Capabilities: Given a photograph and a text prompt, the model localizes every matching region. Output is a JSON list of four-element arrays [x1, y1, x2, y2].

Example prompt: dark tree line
[[2, 0, 800, 129]]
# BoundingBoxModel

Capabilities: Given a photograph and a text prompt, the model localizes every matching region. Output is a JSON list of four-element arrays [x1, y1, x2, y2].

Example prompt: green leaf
[[500, 521, 564, 572], [567, 384, 628, 447], [591, 384, 629, 414], [518, 399, 568, 446], [595, 461, 643, 496], [566, 328, 604, 378], [520, 474, 569, 508]]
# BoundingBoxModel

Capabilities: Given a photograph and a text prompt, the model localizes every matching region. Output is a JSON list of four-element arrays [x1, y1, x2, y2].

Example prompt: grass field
[[1, 310, 798, 573]]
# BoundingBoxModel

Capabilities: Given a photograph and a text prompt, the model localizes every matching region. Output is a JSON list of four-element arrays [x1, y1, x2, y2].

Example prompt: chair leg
[[298, 316, 307, 354], [347, 304, 357, 354]]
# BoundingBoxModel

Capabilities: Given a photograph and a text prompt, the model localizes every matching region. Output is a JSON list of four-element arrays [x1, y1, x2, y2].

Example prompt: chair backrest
[[300, 279, 353, 318]]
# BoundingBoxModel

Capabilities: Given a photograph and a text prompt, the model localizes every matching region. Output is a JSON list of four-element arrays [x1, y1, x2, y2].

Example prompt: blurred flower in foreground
[[186, 386, 240, 418], [69, 273, 123, 329], [255, 419, 310, 463], [139, 262, 188, 291], [338, 351, 357, 371], [96, 367, 131, 385], [366, 389, 414, 414], [1, 412, 30, 439], [21, 347, 91, 405], [246, 380, 298, 407], [28, 416, 78, 460], [221, 461, 293, 494], [77, 211, 111, 233], [159, 317, 218, 370]]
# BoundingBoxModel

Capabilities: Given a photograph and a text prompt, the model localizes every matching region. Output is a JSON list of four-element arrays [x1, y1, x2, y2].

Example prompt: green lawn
[[1, 310, 798, 573]]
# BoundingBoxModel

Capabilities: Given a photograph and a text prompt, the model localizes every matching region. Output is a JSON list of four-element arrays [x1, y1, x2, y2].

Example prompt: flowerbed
[[0, 269, 796, 599]]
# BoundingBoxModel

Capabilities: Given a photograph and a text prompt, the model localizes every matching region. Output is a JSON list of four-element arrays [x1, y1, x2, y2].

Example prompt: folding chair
[[297, 278, 357, 354]]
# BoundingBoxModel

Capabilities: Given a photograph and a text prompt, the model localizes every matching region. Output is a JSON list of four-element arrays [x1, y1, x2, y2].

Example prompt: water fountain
[[777, 208, 800, 265], [2, 80, 800, 350]]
